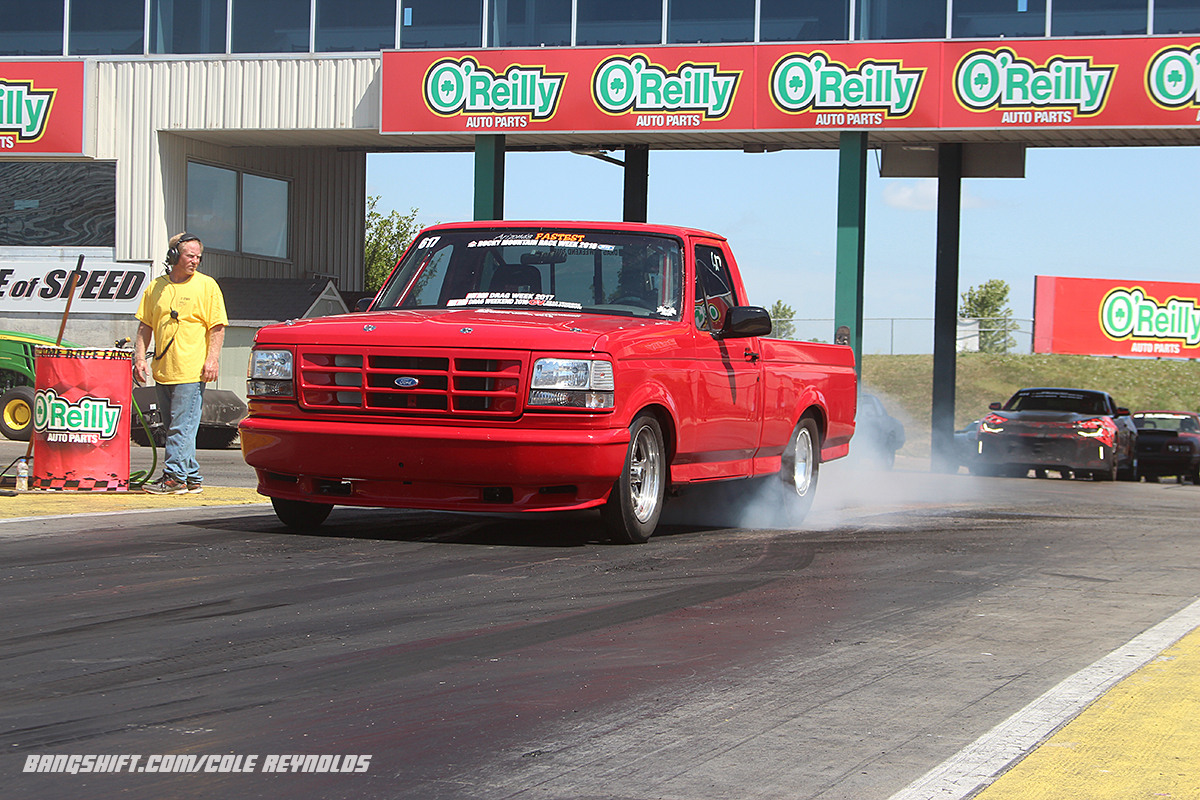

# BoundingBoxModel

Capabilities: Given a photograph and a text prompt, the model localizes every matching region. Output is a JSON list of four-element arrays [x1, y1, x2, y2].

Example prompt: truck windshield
[[373, 229, 684, 319]]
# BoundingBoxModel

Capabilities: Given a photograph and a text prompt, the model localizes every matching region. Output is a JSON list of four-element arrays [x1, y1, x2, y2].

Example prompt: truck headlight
[[247, 349, 294, 398], [528, 358, 615, 409]]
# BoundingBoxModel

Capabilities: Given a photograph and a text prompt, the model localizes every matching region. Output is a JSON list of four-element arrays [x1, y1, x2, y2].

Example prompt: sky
[[366, 145, 1200, 354]]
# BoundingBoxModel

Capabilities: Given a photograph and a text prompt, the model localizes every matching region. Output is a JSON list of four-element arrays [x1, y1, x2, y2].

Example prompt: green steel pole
[[835, 132, 867, 380], [473, 134, 505, 221]]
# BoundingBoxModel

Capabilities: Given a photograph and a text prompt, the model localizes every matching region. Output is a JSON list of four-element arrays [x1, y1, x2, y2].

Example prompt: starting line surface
[[890, 596, 1200, 799]]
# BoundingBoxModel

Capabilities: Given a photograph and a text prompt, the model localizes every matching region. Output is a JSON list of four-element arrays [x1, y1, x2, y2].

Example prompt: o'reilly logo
[[592, 55, 740, 119], [0, 79, 56, 142], [34, 389, 123, 442], [955, 49, 1115, 115], [1147, 44, 1200, 109], [1101, 288, 1200, 345], [424, 58, 564, 120], [770, 53, 923, 116]]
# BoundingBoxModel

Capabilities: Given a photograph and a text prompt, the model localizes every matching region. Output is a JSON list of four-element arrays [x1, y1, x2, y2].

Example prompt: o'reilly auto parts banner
[[381, 37, 1200, 135], [943, 37, 1200, 129], [1034, 276, 1200, 359], [0, 61, 85, 155]]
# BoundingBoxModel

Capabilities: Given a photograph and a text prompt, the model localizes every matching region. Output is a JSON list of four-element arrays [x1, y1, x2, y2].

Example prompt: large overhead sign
[[1034, 276, 1200, 359], [0, 61, 85, 155], [381, 37, 1200, 135]]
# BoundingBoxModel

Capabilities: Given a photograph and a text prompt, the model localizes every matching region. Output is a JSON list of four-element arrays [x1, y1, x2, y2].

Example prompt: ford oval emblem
[[460, 327, 473, 334], [363, 324, 376, 332], [394, 376, 419, 388]]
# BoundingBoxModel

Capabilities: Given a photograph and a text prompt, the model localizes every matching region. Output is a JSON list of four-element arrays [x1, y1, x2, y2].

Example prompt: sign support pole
[[834, 132, 867, 380], [473, 134, 506, 221], [932, 143, 963, 474], [623, 145, 649, 223]]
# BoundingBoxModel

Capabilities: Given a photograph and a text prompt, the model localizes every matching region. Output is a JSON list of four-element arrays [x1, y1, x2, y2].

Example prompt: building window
[[858, 0, 947, 39], [187, 162, 290, 261], [150, 0, 228, 54], [0, 1, 64, 56], [577, 0, 663, 46], [69, 0, 143, 55], [1156, 0, 1200, 33], [953, 0, 1047, 38], [316, 0, 396, 51], [241, 173, 290, 259], [668, 0, 754, 43], [1053, 0, 1148, 35], [0, 162, 116, 247], [490, 0, 571, 47], [760, 0, 850, 41], [1056, 0, 1147, 34], [231, 0, 310, 53], [400, 0, 484, 48]]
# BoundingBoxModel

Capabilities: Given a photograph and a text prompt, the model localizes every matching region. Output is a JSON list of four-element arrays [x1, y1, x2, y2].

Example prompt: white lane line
[[888, 596, 1200, 800]]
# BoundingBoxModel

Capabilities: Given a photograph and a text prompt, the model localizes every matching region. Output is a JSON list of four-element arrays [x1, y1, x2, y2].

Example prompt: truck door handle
[[744, 349, 760, 363]]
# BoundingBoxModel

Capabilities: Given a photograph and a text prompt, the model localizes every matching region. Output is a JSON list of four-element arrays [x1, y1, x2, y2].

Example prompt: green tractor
[[0, 330, 60, 442]]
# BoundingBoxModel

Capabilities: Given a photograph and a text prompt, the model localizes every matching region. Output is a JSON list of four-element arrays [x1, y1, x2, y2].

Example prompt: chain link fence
[[776, 317, 1034, 355]]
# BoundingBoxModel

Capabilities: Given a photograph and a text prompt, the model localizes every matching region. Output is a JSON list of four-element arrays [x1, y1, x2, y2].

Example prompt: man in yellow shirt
[[133, 233, 228, 494]]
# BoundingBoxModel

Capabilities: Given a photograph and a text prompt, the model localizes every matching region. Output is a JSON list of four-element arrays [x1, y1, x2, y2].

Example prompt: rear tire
[[271, 497, 333, 530], [1092, 460, 1117, 481], [1117, 457, 1137, 482], [0, 386, 34, 442], [601, 413, 666, 544], [778, 417, 820, 524]]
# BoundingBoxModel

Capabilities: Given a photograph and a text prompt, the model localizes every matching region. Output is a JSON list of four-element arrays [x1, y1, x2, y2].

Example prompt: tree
[[364, 195, 421, 292], [769, 300, 796, 340], [960, 279, 1017, 353]]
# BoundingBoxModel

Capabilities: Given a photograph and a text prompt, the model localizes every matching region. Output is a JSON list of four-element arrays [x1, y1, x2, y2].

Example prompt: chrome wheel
[[602, 413, 667, 544], [784, 423, 815, 497], [628, 420, 664, 522]]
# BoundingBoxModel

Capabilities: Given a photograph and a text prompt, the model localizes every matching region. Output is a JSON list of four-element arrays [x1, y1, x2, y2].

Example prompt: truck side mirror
[[1115, 407, 1130, 417], [718, 306, 772, 339], [988, 402, 1002, 411], [355, 297, 373, 312]]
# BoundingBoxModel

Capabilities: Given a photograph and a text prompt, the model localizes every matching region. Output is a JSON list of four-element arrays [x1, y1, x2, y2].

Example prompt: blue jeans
[[156, 382, 205, 484]]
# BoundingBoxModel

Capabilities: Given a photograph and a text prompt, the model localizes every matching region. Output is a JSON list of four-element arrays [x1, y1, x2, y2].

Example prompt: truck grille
[[296, 346, 526, 418]]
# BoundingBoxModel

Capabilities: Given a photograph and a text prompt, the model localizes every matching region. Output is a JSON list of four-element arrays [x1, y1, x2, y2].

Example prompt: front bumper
[[240, 415, 630, 512], [978, 431, 1115, 472], [1135, 451, 1200, 478]]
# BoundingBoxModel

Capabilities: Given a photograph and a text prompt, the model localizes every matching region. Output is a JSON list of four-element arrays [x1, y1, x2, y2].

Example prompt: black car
[[1132, 411, 1200, 484], [850, 392, 906, 469], [975, 387, 1138, 481]]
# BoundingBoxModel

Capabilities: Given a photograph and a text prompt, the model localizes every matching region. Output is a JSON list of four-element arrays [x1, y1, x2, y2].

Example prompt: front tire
[[779, 416, 820, 524], [0, 386, 35, 442], [271, 497, 333, 530], [601, 413, 666, 544]]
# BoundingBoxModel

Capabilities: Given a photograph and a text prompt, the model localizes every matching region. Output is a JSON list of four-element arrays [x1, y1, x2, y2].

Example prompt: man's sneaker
[[186, 481, 203, 494], [143, 476, 188, 494]]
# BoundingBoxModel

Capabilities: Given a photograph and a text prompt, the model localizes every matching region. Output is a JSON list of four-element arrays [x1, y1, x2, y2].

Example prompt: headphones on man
[[164, 233, 202, 269]]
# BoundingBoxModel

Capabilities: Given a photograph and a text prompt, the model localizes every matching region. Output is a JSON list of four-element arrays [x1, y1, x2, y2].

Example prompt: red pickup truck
[[240, 221, 857, 543]]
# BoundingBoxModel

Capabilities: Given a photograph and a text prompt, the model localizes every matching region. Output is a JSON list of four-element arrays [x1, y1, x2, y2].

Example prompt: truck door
[[688, 241, 763, 476]]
